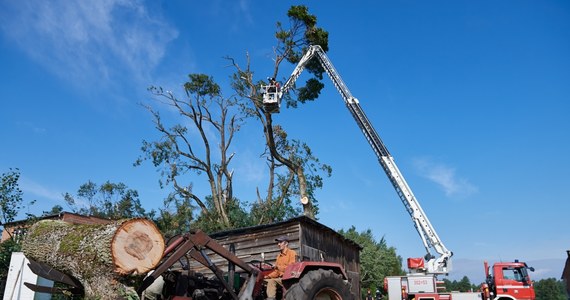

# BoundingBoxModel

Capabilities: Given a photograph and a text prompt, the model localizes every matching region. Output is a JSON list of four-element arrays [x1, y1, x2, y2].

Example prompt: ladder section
[[313, 46, 451, 273], [279, 44, 453, 274]]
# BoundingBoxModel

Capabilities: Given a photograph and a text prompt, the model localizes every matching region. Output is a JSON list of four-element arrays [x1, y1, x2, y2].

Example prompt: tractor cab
[[261, 77, 282, 113]]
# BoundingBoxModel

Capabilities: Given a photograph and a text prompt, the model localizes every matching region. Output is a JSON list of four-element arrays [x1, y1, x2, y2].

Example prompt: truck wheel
[[284, 269, 355, 300]]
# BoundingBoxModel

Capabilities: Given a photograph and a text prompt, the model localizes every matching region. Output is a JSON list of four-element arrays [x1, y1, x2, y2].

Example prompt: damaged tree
[[136, 74, 244, 233], [21, 218, 165, 299], [229, 5, 331, 220]]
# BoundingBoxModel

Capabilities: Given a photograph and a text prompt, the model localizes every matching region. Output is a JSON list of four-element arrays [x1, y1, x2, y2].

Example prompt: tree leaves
[[139, 73, 242, 229], [184, 74, 220, 97], [534, 278, 567, 300], [338, 226, 404, 296], [64, 180, 147, 219], [0, 168, 24, 225]]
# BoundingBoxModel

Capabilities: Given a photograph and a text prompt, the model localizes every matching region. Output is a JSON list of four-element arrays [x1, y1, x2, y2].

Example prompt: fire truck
[[265, 45, 536, 300], [384, 260, 535, 300]]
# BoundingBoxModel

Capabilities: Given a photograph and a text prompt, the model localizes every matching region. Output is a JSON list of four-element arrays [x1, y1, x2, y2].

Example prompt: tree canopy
[[534, 278, 567, 300], [63, 180, 147, 219], [1, 168, 25, 225], [136, 5, 333, 231], [338, 226, 403, 298], [228, 5, 332, 220]]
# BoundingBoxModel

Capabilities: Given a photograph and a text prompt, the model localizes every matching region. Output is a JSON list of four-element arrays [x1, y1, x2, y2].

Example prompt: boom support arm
[[281, 45, 452, 275], [137, 229, 260, 300]]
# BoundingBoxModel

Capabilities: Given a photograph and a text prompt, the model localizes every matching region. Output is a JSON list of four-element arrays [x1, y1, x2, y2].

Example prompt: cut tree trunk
[[22, 218, 165, 299]]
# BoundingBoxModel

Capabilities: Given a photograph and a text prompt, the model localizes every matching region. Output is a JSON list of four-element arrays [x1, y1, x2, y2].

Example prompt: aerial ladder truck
[[263, 45, 453, 276], [263, 45, 536, 300]]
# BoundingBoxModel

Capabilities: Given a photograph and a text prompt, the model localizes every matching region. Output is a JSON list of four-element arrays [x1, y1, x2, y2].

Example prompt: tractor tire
[[284, 269, 355, 300]]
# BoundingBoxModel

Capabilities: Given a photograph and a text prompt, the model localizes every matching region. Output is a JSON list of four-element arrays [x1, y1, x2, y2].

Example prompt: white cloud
[[0, 0, 178, 87], [19, 177, 95, 211], [20, 177, 62, 202], [413, 157, 478, 198]]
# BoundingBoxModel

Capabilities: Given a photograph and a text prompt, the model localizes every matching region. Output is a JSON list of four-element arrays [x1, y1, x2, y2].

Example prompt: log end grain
[[111, 218, 165, 275]]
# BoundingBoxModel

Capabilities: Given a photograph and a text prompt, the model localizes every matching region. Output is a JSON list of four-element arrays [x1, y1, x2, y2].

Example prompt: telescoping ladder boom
[[279, 45, 453, 275]]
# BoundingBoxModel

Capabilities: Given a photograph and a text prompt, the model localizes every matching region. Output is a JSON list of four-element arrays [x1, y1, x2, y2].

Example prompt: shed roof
[[210, 215, 362, 250], [1, 211, 112, 227]]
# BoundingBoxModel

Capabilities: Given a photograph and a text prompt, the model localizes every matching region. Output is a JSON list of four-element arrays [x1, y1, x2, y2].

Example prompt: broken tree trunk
[[22, 218, 165, 299]]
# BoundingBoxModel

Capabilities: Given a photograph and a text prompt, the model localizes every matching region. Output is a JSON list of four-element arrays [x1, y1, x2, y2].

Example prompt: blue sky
[[1, 1, 569, 282]]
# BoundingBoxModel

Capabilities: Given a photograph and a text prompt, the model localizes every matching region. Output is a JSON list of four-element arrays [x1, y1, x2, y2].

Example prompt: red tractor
[[137, 229, 356, 300]]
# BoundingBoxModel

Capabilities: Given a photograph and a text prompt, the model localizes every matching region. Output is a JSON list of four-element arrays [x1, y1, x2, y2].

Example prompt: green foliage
[[192, 196, 253, 233], [338, 226, 403, 298], [534, 278, 566, 300], [137, 137, 177, 189], [64, 180, 148, 219], [441, 277, 478, 292], [276, 5, 329, 105], [153, 193, 194, 238], [224, 5, 334, 222], [0, 168, 37, 283], [256, 125, 331, 220], [139, 73, 245, 229], [295, 78, 325, 106], [184, 74, 220, 97], [0, 239, 21, 279], [42, 205, 64, 216], [249, 196, 299, 225], [141, 5, 333, 231], [287, 6, 316, 28], [283, 5, 329, 56], [0, 168, 24, 225]]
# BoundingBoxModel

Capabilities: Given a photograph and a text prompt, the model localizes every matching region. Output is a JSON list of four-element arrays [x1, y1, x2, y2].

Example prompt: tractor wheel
[[284, 269, 355, 300]]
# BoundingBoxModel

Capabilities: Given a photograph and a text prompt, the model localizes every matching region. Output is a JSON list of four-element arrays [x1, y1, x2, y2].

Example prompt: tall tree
[[136, 74, 242, 229], [0, 168, 24, 226], [338, 226, 404, 298], [229, 5, 331, 219]]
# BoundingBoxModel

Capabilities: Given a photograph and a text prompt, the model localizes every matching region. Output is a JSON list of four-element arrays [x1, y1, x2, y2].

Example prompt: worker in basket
[[262, 77, 281, 112], [267, 77, 280, 94]]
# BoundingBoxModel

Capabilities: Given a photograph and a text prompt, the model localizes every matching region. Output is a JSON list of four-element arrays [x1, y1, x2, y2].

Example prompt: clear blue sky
[[1, 1, 569, 282]]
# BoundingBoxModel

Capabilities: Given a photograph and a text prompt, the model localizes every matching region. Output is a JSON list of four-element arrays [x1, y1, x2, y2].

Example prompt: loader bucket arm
[[137, 229, 260, 299]]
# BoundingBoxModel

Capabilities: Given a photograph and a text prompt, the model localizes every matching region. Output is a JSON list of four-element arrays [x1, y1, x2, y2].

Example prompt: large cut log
[[21, 218, 165, 299]]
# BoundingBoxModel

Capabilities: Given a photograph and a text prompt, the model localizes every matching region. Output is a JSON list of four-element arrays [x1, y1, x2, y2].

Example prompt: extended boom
[[267, 45, 452, 275]]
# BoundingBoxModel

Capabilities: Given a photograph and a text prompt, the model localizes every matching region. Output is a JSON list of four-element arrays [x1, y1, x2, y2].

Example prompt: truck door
[[496, 267, 535, 300]]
